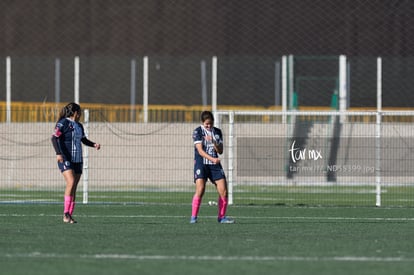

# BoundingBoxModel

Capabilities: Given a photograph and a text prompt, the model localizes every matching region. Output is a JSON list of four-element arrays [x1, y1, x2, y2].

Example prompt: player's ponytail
[[57, 102, 81, 121]]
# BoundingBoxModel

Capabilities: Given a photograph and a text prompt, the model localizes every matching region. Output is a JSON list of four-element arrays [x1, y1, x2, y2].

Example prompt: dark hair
[[58, 102, 81, 121], [200, 110, 214, 122]]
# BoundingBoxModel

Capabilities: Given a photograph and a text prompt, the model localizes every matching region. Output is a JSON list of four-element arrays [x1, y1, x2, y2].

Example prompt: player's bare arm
[[195, 143, 220, 164], [212, 140, 223, 154]]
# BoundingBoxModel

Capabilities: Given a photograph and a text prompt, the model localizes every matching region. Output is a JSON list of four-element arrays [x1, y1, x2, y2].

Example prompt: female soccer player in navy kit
[[190, 111, 234, 224], [51, 102, 100, 223]]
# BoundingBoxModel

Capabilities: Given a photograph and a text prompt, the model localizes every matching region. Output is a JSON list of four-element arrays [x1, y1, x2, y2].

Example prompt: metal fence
[[1, 1, 414, 207], [2, 55, 414, 110], [1, 1, 414, 108], [1, 109, 414, 207]]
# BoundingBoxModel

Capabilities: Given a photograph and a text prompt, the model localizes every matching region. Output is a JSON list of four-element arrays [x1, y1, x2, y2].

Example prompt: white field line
[[1, 252, 413, 263], [1, 213, 414, 222]]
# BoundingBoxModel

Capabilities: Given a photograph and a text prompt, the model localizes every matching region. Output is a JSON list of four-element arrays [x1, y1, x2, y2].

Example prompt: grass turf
[[2, 185, 414, 207], [1, 203, 414, 275]]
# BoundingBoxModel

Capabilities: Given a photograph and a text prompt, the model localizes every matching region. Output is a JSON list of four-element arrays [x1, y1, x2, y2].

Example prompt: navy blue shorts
[[194, 163, 226, 184], [58, 161, 83, 174]]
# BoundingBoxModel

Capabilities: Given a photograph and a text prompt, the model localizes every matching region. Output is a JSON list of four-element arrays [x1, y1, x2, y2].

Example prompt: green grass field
[[2, 185, 414, 207], [1, 203, 414, 275]]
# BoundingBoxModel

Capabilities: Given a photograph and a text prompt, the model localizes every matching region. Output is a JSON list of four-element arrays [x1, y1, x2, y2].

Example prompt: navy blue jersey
[[193, 125, 223, 165], [52, 118, 86, 163]]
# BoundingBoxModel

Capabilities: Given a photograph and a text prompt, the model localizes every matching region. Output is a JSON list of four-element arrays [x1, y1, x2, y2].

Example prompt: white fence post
[[288, 55, 294, 110], [212, 56, 218, 113], [228, 111, 234, 205], [55, 58, 61, 103], [143, 56, 149, 123], [375, 57, 382, 207], [74, 56, 80, 104], [6, 56, 11, 123], [339, 55, 347, 123], [281, 55, 287, 123], [130, 58, 137, 122]]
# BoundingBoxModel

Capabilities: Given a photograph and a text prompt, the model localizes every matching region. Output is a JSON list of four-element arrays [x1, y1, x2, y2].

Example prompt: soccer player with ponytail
[[51, 102, 101, 223]]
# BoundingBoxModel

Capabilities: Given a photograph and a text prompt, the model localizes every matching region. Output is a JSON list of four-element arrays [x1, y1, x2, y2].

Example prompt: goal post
[[83, 109, 90, 204], [215, 109, 414, 207], [375, 57, 382, 207]]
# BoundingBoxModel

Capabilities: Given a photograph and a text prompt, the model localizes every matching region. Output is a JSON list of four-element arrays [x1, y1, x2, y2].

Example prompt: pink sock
[[191, 195, 202, 217], [218, 196, 228, 220], [64, 195, 72, 214], [69, 200, 76, 215]]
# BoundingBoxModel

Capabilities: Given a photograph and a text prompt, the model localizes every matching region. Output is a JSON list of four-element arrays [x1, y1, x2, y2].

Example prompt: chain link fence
[[1, 1, 414, 206], [1, 110, 414, 207], [0, 0, 413, 108]]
